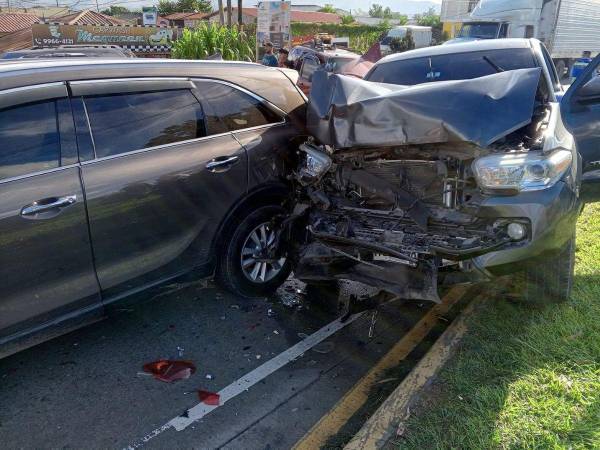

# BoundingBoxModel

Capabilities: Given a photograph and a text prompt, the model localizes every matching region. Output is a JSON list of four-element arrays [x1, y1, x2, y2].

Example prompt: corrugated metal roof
[[0, 12, 39, 33], [52, 10, 128, 26], [0, 27, 32, 53]]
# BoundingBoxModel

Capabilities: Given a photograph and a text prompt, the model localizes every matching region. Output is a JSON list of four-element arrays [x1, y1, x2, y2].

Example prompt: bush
[[290, 22, 389, 54], [171, 23, 255, 61]]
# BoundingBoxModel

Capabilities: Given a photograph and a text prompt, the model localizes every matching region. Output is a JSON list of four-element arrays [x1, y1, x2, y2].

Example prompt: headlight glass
[[297, 143, 332, 185], [472, 149, 572, 192]]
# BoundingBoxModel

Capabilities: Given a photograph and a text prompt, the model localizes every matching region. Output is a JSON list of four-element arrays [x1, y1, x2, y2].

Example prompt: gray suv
[[0, 59, 306, 357]]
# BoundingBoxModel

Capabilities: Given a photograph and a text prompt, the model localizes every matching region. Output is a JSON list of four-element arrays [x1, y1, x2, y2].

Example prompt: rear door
[[562, 54, 600, 171], [0, 83, 101, 342], [71, 78, 248, 300]]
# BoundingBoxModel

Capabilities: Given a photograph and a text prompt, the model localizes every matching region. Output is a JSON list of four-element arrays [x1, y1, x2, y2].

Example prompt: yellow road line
[[344, 289, 484, 450], [292, 284, 471, 450]]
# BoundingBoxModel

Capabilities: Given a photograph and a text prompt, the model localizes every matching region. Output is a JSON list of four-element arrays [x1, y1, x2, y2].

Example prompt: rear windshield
[[366, 48, 537, 85]]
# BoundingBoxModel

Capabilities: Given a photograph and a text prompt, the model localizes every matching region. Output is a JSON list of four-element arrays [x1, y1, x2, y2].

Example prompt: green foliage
[[414, 7, 441, 28], [389, 30, 415, 53], [157, 0, 212, 16], [369, 3, 384, 18], [290, 22, 389, 54], [318, 4, 336, 13], [157, 0, 178, 16], [340, 14, 355, 25], [101, 5, 130, 16], [171, 23, 255, 61]]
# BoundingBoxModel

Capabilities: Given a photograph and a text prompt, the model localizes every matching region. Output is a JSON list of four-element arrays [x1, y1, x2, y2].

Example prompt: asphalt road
[[0, 277, 435, 449]]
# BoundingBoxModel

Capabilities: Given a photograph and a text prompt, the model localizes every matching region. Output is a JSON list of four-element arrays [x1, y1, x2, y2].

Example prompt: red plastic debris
[[197, 390, 220, 406], [142, 360, 196, 383]]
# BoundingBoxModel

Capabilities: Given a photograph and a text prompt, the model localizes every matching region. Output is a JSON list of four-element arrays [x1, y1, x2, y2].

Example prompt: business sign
[[256, 1, 291, 61], [32, 24, 182, 50], [142, 6, 158, 26]]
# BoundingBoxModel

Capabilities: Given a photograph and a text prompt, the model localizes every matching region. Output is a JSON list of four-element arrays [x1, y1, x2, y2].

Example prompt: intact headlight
[[472, 149, 572, 192]]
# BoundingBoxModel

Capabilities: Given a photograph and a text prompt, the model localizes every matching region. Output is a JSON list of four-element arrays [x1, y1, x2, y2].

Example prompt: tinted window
[[0, 100, 60, 180], [367, 49, 537, 85], [196, 82, 282, 134], [84, 89, 205, 158]]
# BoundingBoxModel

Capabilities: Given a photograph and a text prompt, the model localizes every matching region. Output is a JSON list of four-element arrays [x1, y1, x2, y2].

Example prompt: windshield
[[458, 22, 499, 39], [325, 57, 354, 74], [366, 48, 537, 86]]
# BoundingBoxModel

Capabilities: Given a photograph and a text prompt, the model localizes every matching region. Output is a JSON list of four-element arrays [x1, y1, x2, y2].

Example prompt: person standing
[[261, 42, 278, 67]]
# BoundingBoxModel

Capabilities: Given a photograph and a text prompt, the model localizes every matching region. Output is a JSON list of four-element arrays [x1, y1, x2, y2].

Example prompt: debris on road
[[205, 374, 214, 380], [197, 390, 220, 406], [142, 360, 196, 383], [177, 346, 185, 357], [312, 341, 335, 354]]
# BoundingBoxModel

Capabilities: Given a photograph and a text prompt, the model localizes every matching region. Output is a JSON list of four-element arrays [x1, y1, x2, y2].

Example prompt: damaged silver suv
[[273, 39, 600, 305]]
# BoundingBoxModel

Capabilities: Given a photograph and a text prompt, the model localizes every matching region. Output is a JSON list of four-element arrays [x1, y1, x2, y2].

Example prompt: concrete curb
[[344, 291, 485, 450]]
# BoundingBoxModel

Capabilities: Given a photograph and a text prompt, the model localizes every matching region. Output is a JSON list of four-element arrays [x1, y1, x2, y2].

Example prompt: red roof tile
[[209, 7, 341, 24], [0, 12, 39, 34], [52, 10, 127, 26]]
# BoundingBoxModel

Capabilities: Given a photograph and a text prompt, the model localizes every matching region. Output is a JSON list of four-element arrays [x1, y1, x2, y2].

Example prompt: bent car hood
[[307, 67, 541, 149]]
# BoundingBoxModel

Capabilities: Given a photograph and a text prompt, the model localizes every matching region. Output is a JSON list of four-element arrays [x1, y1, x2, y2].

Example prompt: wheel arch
[[209, 182, 292, 267]]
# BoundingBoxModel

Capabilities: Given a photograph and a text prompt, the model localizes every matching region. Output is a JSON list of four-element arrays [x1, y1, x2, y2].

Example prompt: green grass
[[398, 203, 600, 450]]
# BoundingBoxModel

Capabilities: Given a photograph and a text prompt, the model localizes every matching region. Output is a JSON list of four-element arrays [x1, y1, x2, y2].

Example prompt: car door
[[192, 79, 296, 188], [562, 54, 600, 173], [0, 83, 101, 344], [71, 78, 248, 300]]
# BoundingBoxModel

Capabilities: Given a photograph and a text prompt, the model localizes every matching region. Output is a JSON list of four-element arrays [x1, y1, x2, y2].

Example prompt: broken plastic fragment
[[197, 390, 220, 406], [142, 360, 196, 383]]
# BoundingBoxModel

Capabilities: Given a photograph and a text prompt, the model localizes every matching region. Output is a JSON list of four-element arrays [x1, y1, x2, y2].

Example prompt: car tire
[[522, 234, 575, 305], [216, 205, 291, 299]]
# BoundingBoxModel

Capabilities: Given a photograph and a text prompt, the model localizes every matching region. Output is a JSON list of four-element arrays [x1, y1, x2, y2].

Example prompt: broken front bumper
[[473, 180, 581, 275]]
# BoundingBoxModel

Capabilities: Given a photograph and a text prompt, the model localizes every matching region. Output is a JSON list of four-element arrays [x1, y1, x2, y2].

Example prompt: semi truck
[[448, 0, 600, 78]]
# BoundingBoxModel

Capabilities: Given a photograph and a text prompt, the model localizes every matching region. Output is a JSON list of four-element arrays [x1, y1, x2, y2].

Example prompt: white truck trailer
[[449, 0, 600, 77]]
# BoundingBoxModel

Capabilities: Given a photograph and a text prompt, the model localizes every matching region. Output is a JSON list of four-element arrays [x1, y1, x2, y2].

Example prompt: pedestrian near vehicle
[[262, 42, 278, 67]]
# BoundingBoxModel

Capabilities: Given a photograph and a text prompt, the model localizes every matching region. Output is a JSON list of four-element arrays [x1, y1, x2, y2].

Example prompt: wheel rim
[[240, 222, 286, 284]]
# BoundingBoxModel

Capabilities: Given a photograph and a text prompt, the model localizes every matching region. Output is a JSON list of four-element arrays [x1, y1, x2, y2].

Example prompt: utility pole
[[226, 0, 232, 27], [237, 0, 242, 29], [95, 0, 99, 12]]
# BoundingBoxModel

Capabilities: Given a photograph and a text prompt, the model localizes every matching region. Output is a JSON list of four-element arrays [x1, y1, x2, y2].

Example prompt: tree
[[101, 5, 130, 16], [176, 0, 212, 13], [158, 0, 212, 15], [319, 4, 336, 13], [369, 4, 384, 18], [157, 0, 178, 16], [341, 14, 355, 25], [389, 30, 415, 53], [415, 7, 441, 28]]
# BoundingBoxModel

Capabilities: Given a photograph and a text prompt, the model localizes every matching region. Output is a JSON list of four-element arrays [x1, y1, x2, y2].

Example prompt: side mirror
[[580, 169, 600, 203], [578, 75, 600, 101]]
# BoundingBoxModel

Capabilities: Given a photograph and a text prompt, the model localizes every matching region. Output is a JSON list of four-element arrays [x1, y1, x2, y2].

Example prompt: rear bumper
[[472, 181, 581, 275]]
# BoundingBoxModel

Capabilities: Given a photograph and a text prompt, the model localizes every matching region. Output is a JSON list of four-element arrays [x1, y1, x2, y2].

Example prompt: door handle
[[206, 155, 240, 172], [21, 195, 77, 217]]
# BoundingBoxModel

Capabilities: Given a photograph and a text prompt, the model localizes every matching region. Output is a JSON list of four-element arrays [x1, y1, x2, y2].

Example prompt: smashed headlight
[[297, 143, 332, 186], [473, 149, 572, 192]]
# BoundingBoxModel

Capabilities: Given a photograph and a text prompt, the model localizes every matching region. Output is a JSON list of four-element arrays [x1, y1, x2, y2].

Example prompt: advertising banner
[[256, 1, 291, 62], [32, 23, 182, 51], [142, 7, 158, 26]]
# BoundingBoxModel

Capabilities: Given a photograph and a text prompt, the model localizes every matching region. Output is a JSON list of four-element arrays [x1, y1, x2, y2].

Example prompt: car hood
[[306, 67, 541, 149]]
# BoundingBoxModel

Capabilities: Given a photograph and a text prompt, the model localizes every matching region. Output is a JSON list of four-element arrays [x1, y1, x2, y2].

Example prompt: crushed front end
[[282, 67, 577, 303]]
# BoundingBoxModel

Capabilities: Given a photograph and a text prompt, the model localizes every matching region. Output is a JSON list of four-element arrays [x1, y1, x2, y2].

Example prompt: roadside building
[[206, 7, 341, 25], [440, 0, 479, 38], [164, 12, 209, 28], [0, 12, 39, 37], [51, 9, 128, 26]]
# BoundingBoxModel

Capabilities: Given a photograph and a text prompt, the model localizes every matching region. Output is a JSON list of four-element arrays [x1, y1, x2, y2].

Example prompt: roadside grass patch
[[399, 203, 600, 449]]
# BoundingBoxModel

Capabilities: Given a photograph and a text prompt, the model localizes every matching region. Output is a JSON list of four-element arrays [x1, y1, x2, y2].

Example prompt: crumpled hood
[[307, 67, 542, 149]]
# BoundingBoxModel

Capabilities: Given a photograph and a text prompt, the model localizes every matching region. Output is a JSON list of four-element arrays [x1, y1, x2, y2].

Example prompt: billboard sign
[[256, 1, 291, 62], [142, 6, 158, 26], [32, 24, 181, 50]]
